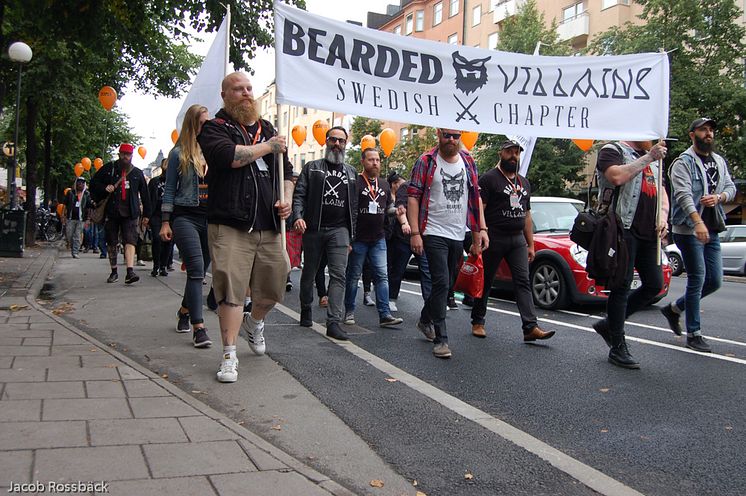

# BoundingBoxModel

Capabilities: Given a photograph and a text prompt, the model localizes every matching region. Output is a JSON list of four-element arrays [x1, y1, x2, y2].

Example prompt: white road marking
[[273, 302, 646, 496]]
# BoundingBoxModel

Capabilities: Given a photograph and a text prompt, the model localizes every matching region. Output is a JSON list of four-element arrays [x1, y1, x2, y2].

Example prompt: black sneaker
[[193, 328, 212, 348], [326, 322, 349, 341], [686, 335, 712, 353], [660, 305, 683, 336], [125, 271, 140, 284], [158, 268, 168, 277], [106, 271, 118, 283], [593, 319, 612, 348], [286, 280, 293, 292], [447, 297, 458, 310], [300, 308, 313, 327], [176, 311, 190, 333], [380, 315, 403, 328], [608, 340, 640, 369], [151, 268, 159, 277]]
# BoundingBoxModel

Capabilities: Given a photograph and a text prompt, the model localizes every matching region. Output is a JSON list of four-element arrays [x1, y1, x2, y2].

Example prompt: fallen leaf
[[385, 378, 398, 383], [161, 374, 169, 379], [725, 353, 735, 357], [369, 480, 384, 488], [412, 480, 418, 486], [725, 426, 733, 431], [238, 421, 246, 425], [464, 472, 474, 480], [416, 492, 427, 496], [600, 428, 609, 433], [191, 390, 203, 394], [271, 425, 282, 431], [599, 388, 610, 393], [9, 304, 28, 312]]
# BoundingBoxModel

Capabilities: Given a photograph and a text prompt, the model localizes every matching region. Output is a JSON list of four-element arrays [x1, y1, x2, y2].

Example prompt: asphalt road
[[269, 271, 746, 496]]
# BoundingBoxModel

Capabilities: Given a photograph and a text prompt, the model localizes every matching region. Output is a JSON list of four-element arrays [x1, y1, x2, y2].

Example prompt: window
[[563, 2, 585, 22], [300, 153, 306, 166], [448, 33, 458, 45], [472, 5, 481, 26], [487, 32, 498, 49], [449, 0, 459, 17], [308, 151, 315, 161], [401, 128, 410, 141], [415, 10, 424, 31], [303, 107, 308, 115], [405, 14, 413, 34], [602, 0, 629, 8], [433, 2, 443, 25], [393, 25, 402, 35]]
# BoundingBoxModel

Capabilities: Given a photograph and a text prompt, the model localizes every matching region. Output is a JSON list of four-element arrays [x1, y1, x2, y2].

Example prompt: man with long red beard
[[198, 72, 293, 383], [593, 139, 668, 369]]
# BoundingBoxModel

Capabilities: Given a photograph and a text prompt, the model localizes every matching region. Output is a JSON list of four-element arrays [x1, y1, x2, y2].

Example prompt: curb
[[24, 247, 356, 496]]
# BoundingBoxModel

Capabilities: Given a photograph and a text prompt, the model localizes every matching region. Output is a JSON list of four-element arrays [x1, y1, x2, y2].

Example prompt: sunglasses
[[327, 136, 347, 144], [441, 132, 461, 140]]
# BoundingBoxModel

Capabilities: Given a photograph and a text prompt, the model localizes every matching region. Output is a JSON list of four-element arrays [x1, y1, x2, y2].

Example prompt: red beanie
[[119, 143, 135, 154]]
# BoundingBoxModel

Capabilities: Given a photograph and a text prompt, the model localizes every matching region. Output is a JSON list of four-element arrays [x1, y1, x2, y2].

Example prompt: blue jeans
[[388, 237, 432, 301], [673, 232, 722, 335], [173, 214, 210, 325], [345, 238, 391, 317]]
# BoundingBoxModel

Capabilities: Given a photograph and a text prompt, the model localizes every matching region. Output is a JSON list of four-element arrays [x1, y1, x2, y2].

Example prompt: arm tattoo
[[269, 141, 284, 154], [618, 153, 651, 177], [234, 146, 255, 165]]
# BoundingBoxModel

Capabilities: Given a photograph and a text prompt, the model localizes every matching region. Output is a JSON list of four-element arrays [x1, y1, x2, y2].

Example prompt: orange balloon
[[461, 131, 479, 151], [312, 120, 330, 146], [138, 146, 147, 160], [74, 163, 84, 177], [81, 157, 92, 171], [360, 134, 376, 151], [379, 128, 397, 157], [291, 125, 307, 147], [93, 158, 103, 171], [572, 139, 594, 152], [98, 86, 117, 111], [171, 129, 179, 145]]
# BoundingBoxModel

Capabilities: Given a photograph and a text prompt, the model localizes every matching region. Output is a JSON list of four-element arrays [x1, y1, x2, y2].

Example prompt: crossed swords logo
[[451, 51, 491, 124], [325, 179, 341, 198]]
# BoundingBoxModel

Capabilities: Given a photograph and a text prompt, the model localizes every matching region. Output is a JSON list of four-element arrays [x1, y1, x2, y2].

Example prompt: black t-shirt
[[479, 167, 531, 233], [320, 162, 349, 229], [597, 146, 657, 241], [698, 153, 719, 232], [354, 174, 390, 243], [242, 122, 275, 231]]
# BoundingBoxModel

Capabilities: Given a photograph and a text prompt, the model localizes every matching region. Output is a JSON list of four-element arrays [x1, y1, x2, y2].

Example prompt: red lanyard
[[361, 174, 378, 202], [121, 170, 127, 200], [239, 121, 262, 146], [497, 166, 521, 193]]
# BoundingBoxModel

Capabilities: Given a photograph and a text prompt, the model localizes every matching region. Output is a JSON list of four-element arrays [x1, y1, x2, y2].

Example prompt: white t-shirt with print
[[424, 153, 468, 241]]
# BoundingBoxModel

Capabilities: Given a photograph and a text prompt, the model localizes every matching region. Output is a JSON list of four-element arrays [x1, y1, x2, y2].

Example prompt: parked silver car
[[665, 225, 746, 276]]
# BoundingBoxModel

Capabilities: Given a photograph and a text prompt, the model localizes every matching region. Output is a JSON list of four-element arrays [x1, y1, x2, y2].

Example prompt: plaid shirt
[[407, 146, 481, 236]]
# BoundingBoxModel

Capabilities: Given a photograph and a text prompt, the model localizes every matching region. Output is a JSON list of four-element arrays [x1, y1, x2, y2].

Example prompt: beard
[[501, 158, 519, 173], [439, 141, 459, 157], [694, 135, 713, 153], [224, 98, 259, 126], [325, 147, 345, 165]]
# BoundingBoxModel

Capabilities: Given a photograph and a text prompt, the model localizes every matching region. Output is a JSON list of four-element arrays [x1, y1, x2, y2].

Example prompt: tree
[[474, 0, 586, 195], [345, 116, 384, 168], [588, 0, 746, 179], [387, 126, 438, 179]]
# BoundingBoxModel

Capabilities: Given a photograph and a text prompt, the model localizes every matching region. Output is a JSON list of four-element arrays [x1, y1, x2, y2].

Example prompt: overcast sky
[[118, 0, 393, 169]]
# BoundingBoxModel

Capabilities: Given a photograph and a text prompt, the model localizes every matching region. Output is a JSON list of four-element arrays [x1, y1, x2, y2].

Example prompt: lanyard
[[497, 166, 521, 194], [361, 174, 378, 202], [239, 121, 262, 146]]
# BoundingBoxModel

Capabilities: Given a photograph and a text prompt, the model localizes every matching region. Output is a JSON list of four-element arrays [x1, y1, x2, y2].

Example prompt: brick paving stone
[[50, 345, 101, 356], [103, 476, 216, 496], [0, 367, 46, 382], [237, 440, 289, 472], [0, 357, 13, 368], [0, 329, 52, 338], [34, 445, 149, 482], [0, 420, 87, 449], [0, 345, 50, 356], [0, 450, 33, 484], [3, 381, 84, 400], [7, 316, 30, 324], [42, 398, 131, 420], [47, 366, 119, 382], [123, 380, 170, 397], [12, 355, 81, 369], [210, 471, 331, 496], [28, 322, 67, 330], [85, 380, 126, 398], [0, 337, 23, 346], [89, 418, 188, 446], [144, 440, 255, 478], [0, 399, 41, 421], [129, 397, 200, 418], [178, 416, 240, 442], [81, 355, 119, 368], [23, 337, 53, 346], [116, 365, 147, 380], [51, 331, 89, 346]]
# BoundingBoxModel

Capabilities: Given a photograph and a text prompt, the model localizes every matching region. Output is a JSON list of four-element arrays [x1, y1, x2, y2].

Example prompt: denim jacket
[[669, 146, 736, 235], [596, 142, 661, 230], [162, 146, 203, 221]]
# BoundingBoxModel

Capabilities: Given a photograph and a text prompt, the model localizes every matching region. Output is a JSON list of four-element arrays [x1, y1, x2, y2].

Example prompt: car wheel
[[668, 252, 683, 277], [530, 260, 568, 310]]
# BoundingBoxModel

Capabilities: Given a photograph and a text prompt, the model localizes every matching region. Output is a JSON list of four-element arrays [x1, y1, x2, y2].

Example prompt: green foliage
[[387, 126, 438, 179], [587, 0, 746, 178], [496, 0, 571, 55], [345, 116, 384, 168]]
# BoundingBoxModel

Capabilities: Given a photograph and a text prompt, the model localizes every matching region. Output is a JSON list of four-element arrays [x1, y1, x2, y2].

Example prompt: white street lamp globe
[[8, 42, 33, 63]]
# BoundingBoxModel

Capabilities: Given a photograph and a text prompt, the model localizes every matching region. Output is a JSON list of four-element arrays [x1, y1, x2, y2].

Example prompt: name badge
[[368, 201, 378, 214], [509, 192, 520, 209], [124, 180, 130, 189], [75, 201, 80, 208], [255, 158, 269, 172]]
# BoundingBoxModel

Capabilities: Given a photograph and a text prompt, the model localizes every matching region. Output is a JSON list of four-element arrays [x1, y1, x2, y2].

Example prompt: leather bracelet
[[411, 232, 421, 236], [694, 220, 704, 226], [480, 228, 488, 232]]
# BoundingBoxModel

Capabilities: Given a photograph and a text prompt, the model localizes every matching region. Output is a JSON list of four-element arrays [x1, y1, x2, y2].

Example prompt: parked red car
[[491, 197, 672, 310]]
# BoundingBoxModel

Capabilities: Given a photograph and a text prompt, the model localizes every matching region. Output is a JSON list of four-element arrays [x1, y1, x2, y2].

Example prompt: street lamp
[[6, 41, 33, 209]]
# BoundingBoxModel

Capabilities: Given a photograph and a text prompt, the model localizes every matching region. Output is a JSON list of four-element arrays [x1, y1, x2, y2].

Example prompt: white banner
[[275, 2, 669, 141]]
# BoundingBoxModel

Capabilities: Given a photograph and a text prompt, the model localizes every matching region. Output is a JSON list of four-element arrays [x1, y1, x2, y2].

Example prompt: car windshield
[[532, 201, 583, 233]]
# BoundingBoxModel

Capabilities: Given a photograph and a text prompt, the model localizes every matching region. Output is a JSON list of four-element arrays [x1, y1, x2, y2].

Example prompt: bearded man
[[292, 126, 358, 341], [198, 72, 293, 383]]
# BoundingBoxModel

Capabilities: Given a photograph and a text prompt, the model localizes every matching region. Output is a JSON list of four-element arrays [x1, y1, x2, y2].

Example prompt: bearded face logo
[[452, 51, 491, 95], [441, 169, 465, 203]]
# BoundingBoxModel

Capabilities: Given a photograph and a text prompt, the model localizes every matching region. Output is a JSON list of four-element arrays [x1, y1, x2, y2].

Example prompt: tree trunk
[[43, 114, 52, 204], [24, 97, 39, 246]]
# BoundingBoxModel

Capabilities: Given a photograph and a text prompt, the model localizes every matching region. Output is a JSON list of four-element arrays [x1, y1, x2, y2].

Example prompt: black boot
[[593, 319, 612, 348], [300, 308, 313, 327], [608, 335, 640, 369], [326, 322, 349, 341]]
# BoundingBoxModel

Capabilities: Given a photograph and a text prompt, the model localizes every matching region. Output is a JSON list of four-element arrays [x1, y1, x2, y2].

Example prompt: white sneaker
[[363, 292, 375, 306], [242, 314, 266, 356], [389, 300, 398, 312], [344, 312, 355, 325], [136, 260, 147, 266], [216, 355, 238, 383]]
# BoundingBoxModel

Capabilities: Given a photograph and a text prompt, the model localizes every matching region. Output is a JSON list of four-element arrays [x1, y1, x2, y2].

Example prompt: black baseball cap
[[689, 117, 716, 132], [387, 171, 403, 185], [501, 139, 524, 151]]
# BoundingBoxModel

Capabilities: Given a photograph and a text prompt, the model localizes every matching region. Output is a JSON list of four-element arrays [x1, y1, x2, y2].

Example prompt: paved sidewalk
[[0, 247, 353, 496]]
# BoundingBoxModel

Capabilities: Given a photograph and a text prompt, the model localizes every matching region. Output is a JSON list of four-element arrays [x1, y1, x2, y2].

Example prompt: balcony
[[492, 0, 526, 24], [558, 13, 590, 44]]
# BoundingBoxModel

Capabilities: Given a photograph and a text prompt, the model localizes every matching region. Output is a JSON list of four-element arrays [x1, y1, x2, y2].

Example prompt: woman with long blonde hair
[[160, 104, 212, 348]]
